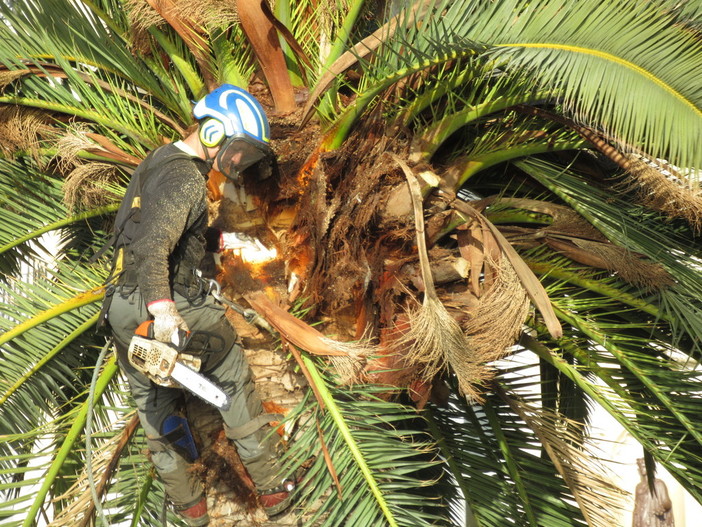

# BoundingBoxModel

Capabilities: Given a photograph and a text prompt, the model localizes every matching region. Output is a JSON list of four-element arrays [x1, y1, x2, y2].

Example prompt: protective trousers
[[108, 288, 281, 508]]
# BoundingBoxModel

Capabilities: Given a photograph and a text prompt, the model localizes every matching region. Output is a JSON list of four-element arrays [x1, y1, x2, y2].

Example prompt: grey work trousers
[[108, 288, 281, 507]]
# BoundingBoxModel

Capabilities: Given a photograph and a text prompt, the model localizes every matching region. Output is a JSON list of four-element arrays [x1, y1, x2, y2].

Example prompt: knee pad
[[163, 415, 199, 462], [146, 415, 199, 463]]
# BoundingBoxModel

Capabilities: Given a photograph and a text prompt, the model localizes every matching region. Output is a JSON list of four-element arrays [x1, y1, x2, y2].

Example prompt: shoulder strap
[[91, 146, 196, 266]]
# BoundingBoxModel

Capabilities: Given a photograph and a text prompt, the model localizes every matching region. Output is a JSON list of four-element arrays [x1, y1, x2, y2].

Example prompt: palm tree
[[1, 1, 701, 526]]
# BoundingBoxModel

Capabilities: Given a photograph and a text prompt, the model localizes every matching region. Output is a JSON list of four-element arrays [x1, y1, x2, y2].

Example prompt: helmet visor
[[215, 135, 273, 181]]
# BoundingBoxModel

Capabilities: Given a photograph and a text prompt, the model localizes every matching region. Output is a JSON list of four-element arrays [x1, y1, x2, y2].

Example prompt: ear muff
[[199, 118, 226, 148]]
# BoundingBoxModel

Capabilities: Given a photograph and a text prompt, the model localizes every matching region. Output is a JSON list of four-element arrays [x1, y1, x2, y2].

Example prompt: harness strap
[[146, 427, 186, 453], [224, 413, 284, 440]]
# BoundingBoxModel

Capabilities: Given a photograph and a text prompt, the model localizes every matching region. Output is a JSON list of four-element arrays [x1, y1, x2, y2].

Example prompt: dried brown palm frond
[[244, 291, 375, 384], [0, 106, 52, 162], [497, 386, 628, 527], [616, 156, 702, 232], [492, 197, 674, 290], [390, 154, 485, 401], [571, 238, 674, 290], [63, 162, 121, 210], [49, 413, 139, 527], [397, 293, 488, 401]]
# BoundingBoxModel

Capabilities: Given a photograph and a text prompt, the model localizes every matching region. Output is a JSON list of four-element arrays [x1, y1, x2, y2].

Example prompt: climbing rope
[[86, 338, 113, 527]]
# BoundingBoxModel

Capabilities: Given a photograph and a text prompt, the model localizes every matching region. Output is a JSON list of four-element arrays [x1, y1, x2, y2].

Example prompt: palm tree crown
[[1, 1, 701, 526]]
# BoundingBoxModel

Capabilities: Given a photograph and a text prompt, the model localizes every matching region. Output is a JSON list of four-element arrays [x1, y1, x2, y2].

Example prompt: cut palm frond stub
[[245, 291, 372, 384], [390, 154, 487, 400]]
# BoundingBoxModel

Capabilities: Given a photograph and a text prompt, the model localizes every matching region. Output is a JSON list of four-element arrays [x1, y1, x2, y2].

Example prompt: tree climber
[[99, 84, 294, 526]]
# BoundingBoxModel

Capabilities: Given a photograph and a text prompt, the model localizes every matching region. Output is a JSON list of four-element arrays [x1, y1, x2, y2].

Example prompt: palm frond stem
[[302, 354, 399, 527], [86, 339, 114, 527], [410, 93, 550, 162], [145, 27, 205, 104], [454, 140, 586, 188], [22, 356, 119, 527], [323, 48, 482, 150], [0, 286, 104, 347], [0, 204, 119, 256]]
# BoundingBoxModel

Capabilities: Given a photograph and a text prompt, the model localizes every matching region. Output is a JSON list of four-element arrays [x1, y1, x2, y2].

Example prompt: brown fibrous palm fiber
[[0, 70, 30, 90], [54, 127, 94, 173], [327, 337, 374, 385], [394, 294, 484, 402], [63, 162, 120, 210], [125, 0, 239, 31], [618, 158, 702, 233], [462, 257, 531, 365], [0, 106, 50, 161], [572, 238, 674, 290], [390, 153, 486, 401]]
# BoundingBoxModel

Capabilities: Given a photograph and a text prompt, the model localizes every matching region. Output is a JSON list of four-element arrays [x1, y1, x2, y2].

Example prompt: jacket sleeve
[[130, 160, 205, 305]]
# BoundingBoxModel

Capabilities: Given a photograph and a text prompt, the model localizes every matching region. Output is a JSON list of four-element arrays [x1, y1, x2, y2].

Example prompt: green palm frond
[[0, 259, 106, 440], [283, 357, 447, 527], [463, 0, 702, 173], [0, 159, 119, 273], [315, 0, 701, 176], [428, 380, 607, 527], [517, 157, 702, 349]]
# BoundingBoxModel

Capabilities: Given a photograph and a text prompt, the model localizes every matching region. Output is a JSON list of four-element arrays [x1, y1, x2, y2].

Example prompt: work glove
[[147, 299, 189, 344], [220, 232, 277, 263]]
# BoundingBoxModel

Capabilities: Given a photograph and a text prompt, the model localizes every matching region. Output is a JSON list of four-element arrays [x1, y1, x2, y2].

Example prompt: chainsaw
[[127, 321, 231, 410]]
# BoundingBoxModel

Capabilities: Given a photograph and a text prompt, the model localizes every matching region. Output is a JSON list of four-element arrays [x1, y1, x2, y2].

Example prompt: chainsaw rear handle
[[135, 320, 225, 353]]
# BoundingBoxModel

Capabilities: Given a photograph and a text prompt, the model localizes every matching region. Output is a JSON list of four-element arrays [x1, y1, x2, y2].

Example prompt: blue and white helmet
[[193, 84, 270, 147], [193, 84, 275, 181]]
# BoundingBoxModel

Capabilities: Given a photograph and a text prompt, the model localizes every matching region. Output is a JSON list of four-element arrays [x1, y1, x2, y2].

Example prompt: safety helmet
[[193, 84, 274, 181]]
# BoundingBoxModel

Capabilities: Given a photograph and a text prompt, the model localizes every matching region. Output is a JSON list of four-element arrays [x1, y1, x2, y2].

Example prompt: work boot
[[258, 478, 297, 517], [175, 496, 209, 526]]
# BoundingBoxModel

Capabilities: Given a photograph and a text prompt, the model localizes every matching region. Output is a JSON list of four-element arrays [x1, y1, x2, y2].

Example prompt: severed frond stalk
[[390, 154, 486, 401], [496, 386, 628, 527], [244, 291, 375, 384]]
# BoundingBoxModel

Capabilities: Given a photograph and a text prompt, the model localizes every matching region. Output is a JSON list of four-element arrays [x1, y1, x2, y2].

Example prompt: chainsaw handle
[[135, 320, 190, 350]]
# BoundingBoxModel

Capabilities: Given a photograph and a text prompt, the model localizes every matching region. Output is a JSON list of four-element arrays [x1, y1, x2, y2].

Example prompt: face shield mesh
[[215, 135, 273, 182]]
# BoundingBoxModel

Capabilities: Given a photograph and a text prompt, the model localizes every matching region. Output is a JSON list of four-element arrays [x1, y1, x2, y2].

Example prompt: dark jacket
[[113, 142, 218, 305]]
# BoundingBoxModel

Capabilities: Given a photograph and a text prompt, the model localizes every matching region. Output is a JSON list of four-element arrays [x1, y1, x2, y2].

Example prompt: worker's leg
[[172, 293, 284, 490], [109, 291, 207, 525]]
